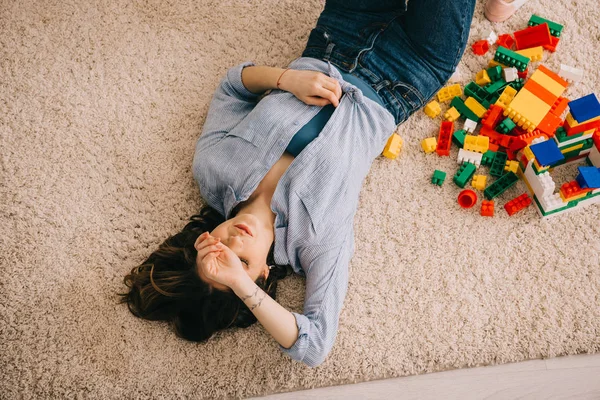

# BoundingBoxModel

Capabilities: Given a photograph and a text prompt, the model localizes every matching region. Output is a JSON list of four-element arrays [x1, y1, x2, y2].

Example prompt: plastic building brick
[[484, 171, 519, 200], [494, 46, 530, 72], [472, 175, 487, 191], [476, 70, 491, 86], [431, 169, 447, 186], [451, 96, 481, 122], [559, 180, 592, 201], [523, 161, 555, 198], [382, 133, 403, 159], [482, 105, 505, 129], [453, 162, 477, 188], [558, 64, 584, 83], [436, 121, 454, 156], [513, 23, 553, 50], [507, 77, 525, 91], [457, 189, 478, 208], [437, 84, 463, 103], [495, 86, 517, 109], [485, 30, 498, 46], [516, 46, 544, 62], [421, 137, 437, 154], [464, 82, 492, 108], [464, 135, 490, 153], [504, 193, 532, 215], [458, 148, 483, 167], [444, 106, 461, 122], [587, 145, 600, 167], [482, 150, 496, 166], [463, 119, 478, 133], [472, 39, 490, 56], [530, 139, 565, 167], [496, 34, 515, 49], [528, 15, 563, 38], [464, 97, 487, 119], [452, 129, 467, 148], [424, 100, 442, 118], [544, 35, 560, 52], [517, 68, 529, 80], [504, 160, 519, 174], [490, 151, 508, 177], [485, 80, 507, 96], [568, 94, 600, 123], [496, 117, 516, 134], [576, 165, 600, 188], [563, 113, 600, 136], [488, 59, 508, 69], [480, 200, 495, 216], [502, 67, 518, 82], [486, 66, 503, 82]]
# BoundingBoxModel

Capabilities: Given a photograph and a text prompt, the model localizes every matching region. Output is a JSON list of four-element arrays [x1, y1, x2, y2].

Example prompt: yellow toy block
[[560, 190, 588, 202], [464, 97, 487, 118], [560, 143, 584, 154], [464, 135, 490, 153], [529, 68, 567, 97], [495, 86, 517, 109], [475, 70, 491, 86], [566, 112, 600, 127], [471, 175, 487, 191], [488, 59, 508, 68], [504, 160, 519, 174], [533, 158, 550, 172], [421, 137, 437, 154], [436, 84, 462, 103], [522, 146, 535, 161], [504, 88, 550, 132], [515, 46, 544, 62], [424, 100, 441, 118], [444, 106, 460, 122], [382, 133, 402, 159]]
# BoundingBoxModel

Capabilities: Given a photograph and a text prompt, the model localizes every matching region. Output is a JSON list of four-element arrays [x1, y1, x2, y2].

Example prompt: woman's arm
[[241, 65, 290, 95], [232, 274, 299, 349]]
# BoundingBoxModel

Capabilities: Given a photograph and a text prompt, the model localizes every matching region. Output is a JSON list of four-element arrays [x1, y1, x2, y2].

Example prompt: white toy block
[[589, 145, 600, 167], [457, 148, 483, 167], [485, 30, 498, 46], [538, 192, 566, 212], [554, 131, 595, 148], [558, 64, 584, 83], [524, 162, 555, 198], [463, 119, 477, 133], [502, 67, 518, 82], [531, 136, 548, 145]]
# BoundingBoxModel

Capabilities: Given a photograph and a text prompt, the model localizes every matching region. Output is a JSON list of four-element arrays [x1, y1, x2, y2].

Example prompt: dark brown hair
[[117, 204, 293, 341]]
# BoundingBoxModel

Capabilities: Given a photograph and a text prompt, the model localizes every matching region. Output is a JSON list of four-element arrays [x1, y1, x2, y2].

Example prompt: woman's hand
[[279, 69, 343, 107], [196, 232, 246, 289]]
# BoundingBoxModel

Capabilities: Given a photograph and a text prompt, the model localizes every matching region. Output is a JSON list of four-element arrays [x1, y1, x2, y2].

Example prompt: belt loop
[[324, 42, 335, 62]]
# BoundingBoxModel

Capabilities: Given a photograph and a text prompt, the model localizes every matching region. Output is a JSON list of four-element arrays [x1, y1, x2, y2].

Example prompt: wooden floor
[[252, 353, 600, 399]]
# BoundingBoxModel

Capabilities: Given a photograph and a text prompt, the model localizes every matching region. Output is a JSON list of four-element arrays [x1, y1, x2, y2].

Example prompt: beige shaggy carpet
[[1, 0, 599, 398]]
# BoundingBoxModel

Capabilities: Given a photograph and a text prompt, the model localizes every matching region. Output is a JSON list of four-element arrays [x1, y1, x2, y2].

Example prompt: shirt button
[[293, 121, 299, 125]]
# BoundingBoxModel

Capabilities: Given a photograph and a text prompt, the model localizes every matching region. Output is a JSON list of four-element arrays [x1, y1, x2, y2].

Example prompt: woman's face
[[195, 211, 272, 291]]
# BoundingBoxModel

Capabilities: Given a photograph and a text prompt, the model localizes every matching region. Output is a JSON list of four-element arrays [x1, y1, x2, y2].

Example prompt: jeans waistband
[[331, 64, 386, 109]]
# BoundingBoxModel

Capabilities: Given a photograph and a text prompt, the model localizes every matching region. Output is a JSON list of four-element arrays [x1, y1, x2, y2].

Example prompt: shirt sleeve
[[278, 234, 354, 367], [195, 61, 262, 152]]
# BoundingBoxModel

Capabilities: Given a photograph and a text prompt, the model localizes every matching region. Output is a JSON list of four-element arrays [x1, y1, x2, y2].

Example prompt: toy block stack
[[421, 13, 600, 218]]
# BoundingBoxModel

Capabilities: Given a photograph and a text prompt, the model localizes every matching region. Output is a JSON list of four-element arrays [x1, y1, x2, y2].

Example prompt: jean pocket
[[390, 81, 425, 111]]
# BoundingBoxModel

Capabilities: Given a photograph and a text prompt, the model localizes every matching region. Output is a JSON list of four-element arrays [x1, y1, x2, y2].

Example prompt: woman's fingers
[[315, 85, 340, 107]]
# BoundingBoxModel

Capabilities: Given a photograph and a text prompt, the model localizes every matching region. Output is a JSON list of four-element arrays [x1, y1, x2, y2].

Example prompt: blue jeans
[[301, 0, 477, 127]]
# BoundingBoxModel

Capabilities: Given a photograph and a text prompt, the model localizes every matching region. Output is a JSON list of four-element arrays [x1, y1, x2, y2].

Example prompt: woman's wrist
[[241, 65, 293, 94], [231, 273, 258, 298]]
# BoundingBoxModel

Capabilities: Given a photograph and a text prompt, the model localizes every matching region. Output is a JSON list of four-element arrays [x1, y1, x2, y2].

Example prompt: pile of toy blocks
[[421, 14, 600, 218]]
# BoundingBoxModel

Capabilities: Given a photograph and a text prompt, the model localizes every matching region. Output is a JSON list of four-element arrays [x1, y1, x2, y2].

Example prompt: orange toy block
[[559, 181, 593, 201], [504, 193, 532, 216], [480, 200, 494, 216]]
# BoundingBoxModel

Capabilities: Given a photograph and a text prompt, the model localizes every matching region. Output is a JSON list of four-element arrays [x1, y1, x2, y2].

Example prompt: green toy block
[[453, 162, 476, 188], [485, 79, 507, 95], [528, 15, 563, 38], [464, 82, 492, 108], [450, 96, 481, 122], [486, 66, 503, 82], [481, 150, 496, 166], [555, 126, 585, 143], [484, 171, 519, 200], [494, 46, 530, 72], [508, 78, 525, 91], [490, 151, 508, 177], [452, 129, 467, 148], [431, 170, 447, 186], [496, 118, 516, 134]]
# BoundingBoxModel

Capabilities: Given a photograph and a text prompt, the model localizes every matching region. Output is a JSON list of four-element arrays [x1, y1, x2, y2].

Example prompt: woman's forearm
[[241, 65, 291, 95], [232, 274, 299, 349]]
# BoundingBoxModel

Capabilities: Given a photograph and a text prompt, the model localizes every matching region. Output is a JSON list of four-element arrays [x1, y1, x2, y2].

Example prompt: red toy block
[[504, 193, 532, 216], [550, 97, 569, 118], [516, 129, 548, 145], [488, 143, 500, 152], [458, 189, 478, 208], [537, 113, 563, 136], [517, 68, 528, 80], [543, 35, 560, 52], [513, 23, 553, 50], [593, 130, 600, 150], [496, 34, 515, 50], [560, 181, 593, 200], [563, 117, 600, 136], [507, 137, 528, 154], [480, 200, 494, 216], [436, 120, 454, 156], [472, 39, 490, 56], [482, 105, 504, 129]]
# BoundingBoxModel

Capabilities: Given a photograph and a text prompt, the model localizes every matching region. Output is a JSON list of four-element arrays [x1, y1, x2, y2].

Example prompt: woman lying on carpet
[[119, 0, 476, 367]]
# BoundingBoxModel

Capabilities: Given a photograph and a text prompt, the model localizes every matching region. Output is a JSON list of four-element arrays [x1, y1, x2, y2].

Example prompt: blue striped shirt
[[192, 57, 396, 367]]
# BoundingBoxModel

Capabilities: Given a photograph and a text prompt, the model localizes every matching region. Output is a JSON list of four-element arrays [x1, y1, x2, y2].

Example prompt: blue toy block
[[568, 93, 600, 122], [530, 139, 565, 167], [575, 166, 600, 189]]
